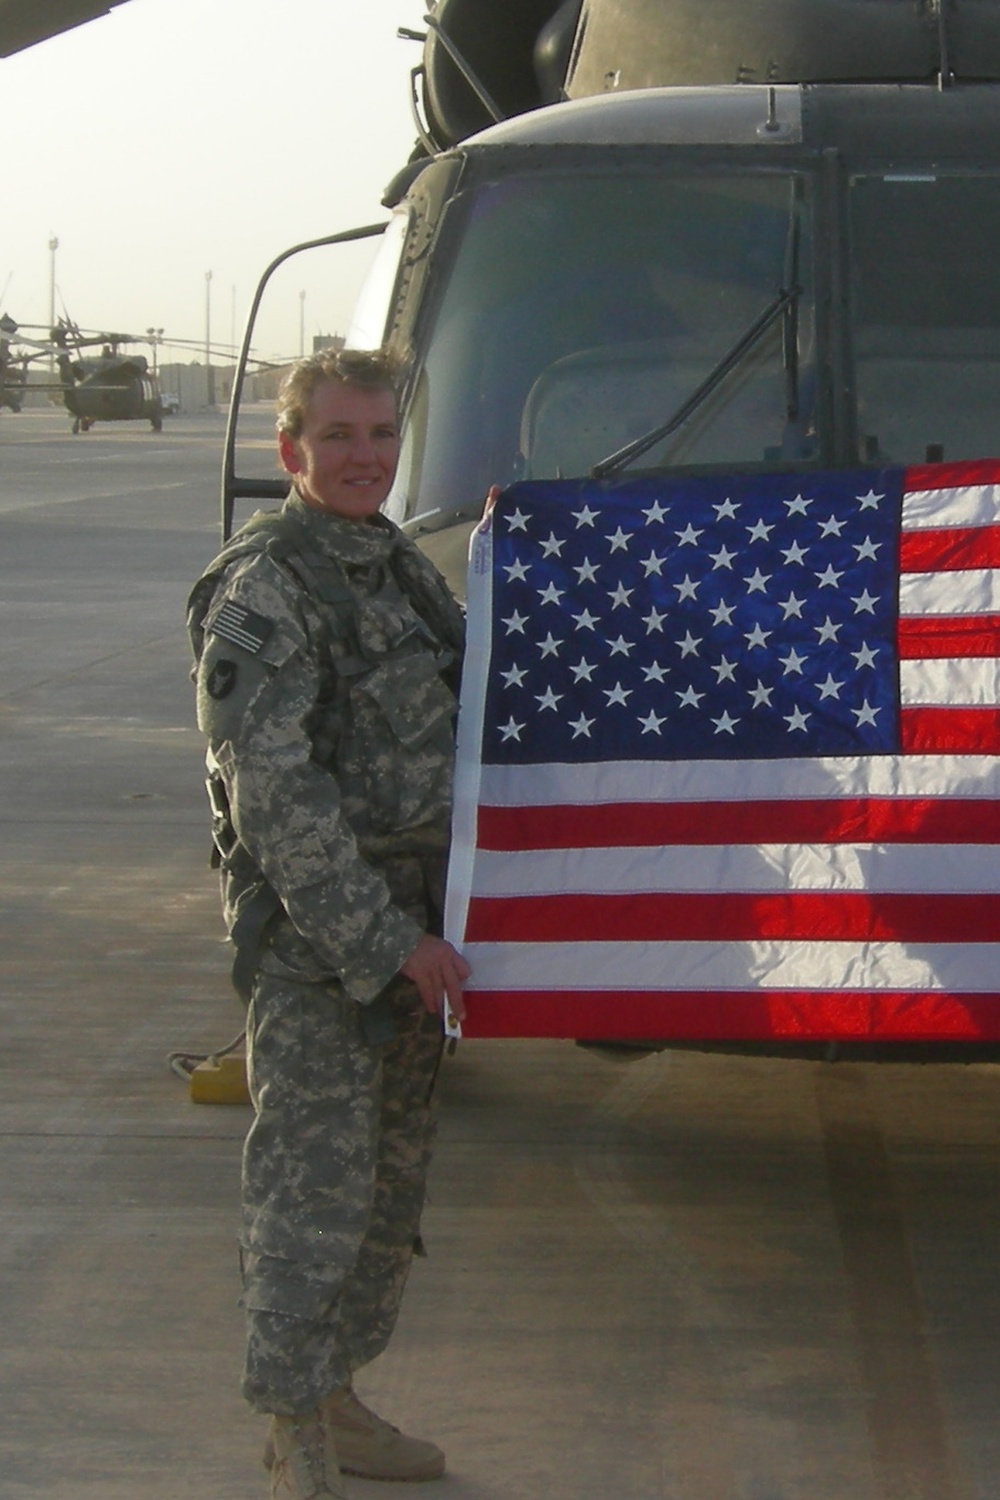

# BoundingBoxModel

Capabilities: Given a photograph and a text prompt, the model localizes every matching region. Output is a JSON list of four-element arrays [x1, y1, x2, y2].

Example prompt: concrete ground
[[1, 406, 998, 1500]]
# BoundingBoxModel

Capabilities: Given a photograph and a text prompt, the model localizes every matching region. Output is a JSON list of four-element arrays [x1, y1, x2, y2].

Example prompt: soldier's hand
[[477, 484, 502, 530], [401, 935, 470, 1022]]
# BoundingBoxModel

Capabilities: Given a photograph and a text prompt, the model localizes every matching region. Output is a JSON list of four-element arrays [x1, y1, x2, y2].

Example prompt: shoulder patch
[[207, 659, 238, 699], [209, 600, 275, 656]]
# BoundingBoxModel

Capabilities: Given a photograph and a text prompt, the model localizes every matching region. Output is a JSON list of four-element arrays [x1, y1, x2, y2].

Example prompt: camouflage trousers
[[239, 965, 443, 1415]]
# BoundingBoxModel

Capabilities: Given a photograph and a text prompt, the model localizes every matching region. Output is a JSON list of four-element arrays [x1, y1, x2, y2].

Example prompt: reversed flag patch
[[209, 600, 274, 656]]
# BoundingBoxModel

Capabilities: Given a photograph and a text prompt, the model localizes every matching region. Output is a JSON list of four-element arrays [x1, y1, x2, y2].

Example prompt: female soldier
[[189, 348, 469, 1500]]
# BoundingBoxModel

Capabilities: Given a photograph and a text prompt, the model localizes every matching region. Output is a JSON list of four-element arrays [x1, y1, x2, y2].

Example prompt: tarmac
[[1, 404, 999, 1500]]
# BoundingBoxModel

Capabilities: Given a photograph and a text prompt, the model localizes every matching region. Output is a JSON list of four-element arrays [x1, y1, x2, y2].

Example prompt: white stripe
[[446, 520, 495, 950], [900, 657, 1000, 707], [902, 483, 1000, 530], [476, 754, 1000, 807], [469, 842, 1000, 896], [899, 566, 1000, 616], [464, 939, 1000, 994]]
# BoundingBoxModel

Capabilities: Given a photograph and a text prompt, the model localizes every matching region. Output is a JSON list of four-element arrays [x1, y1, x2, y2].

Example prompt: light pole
[[145, 326, 163, 376], [299, 289, 306, 357], [204, 270, 214, 407], [48, 235, 58, 372]]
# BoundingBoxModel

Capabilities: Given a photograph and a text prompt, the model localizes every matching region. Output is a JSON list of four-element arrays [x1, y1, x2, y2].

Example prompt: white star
[[857, 489, 884, 511], [853, 699, 880, 726], [639, 709, 666, 735], [570, 658, 597, 682], [540, 532, 565, 557], [676, 523, 703, 547], [608, 635, 635, 656], [819, 514, 846, 537], [643, 501, 669, 524], [507, 508, 529, 531], [852, 589, 879, 614], [504, 558, 530, 581], [573, 504, 599, 528], [854, 536, 880, 561], [747, 519, 774, 542], [538, 582, 564, 605], [815, 564, 844, 588], [604, 681, 632, 706], [745, 623, 770, 649], [779, 592, 805, 619], [641, 551, 666, 576], [675, 574, 700, 601], [539, 633, 563, 658], [574, 557, 600, 583], [502, 611, 528, 634], [572, 609, 600, 631], [677, 631, 702, 657], [784, 707, 811, 732], [852, 642, 878, 669], [781, 540, 808, 566], [499, 717, 525, 740], [780, 648, 807, 675], [714, 498, 739, 519], [815, 616, 841, 643], [712, 711, 739, 735], [643, 607, 667, 633], [608, 527, 631, 552], [749, 680, 773, 707], [746, 568, 771, 594], [570, 714, 595, 739], [643, 662, 669, 683], [535, 687, 562, 711], [500, 663, 527, 688], [713, 656, 738, 683], [710, 545, 737, 570], [709, 599, 737, 626], [676, 685, 704, 708], [816, 674, 844, 700], [608, 582, 634, 608], [786, 494, 811, 516]]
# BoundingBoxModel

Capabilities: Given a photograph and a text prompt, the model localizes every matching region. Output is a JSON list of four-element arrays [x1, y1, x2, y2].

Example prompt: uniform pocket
[[352, 653, 456, 833]]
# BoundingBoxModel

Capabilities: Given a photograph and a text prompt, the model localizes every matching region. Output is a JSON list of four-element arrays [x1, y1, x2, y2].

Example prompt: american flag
[[445, 462, 1000, 1040]]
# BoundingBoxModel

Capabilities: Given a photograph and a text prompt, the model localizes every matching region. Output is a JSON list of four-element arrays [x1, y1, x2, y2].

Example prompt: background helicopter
[[0, 317, 166, 431]]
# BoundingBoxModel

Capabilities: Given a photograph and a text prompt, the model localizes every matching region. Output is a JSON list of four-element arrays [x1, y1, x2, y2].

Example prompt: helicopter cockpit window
[[347, 210, 409, 350], [388, 166, 816, 529], [850, 173, 1000, 465]]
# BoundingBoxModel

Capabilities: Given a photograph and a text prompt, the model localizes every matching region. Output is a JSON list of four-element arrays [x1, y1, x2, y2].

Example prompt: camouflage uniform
[[188, 493, 465, 1415]]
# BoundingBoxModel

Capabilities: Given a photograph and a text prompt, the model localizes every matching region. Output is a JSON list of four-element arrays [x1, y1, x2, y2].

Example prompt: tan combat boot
[[324, 1385, 445, 1482], [268, 1409, 348, 1499]]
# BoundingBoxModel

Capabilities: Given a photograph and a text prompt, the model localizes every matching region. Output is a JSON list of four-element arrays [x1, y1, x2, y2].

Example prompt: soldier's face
[[278, 381, 400, 521]]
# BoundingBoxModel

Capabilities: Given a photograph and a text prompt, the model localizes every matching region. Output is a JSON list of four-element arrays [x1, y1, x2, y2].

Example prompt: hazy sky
[[2, 0, 427, 364]]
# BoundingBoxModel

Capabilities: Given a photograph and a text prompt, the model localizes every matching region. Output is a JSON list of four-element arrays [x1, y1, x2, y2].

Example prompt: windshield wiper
[[591, 282, 801, 479]]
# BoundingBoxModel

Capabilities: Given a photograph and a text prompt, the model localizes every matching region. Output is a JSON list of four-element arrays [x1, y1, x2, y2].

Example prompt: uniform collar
[[283, 490, 400, 567]]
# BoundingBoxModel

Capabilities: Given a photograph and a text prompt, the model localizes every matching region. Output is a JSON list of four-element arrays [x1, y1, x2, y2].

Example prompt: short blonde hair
[[276, 348, 401, 438]]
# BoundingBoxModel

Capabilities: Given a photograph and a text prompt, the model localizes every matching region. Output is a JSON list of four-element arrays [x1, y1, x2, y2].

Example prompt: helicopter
[[0, 314, 27, 411], [0, 317, 167, 432], [49, 319, 166, 433], [221, 0, 1000, 1050]]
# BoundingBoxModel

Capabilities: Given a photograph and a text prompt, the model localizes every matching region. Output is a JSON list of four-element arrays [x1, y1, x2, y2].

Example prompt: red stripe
[[900, 706, 1000, 754], [462, 988, 1000, 1040], [899, 525, 1000, 572], [898, 614, 1000, 658], [904, 459, 1000, 492], [476, 797, 998, 851], [465, 891, 996, 944]]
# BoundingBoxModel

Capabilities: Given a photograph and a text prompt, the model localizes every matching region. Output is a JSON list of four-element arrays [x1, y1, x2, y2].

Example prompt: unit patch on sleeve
[[209, 600, 275, 656], [207, 660, 238, 700]]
